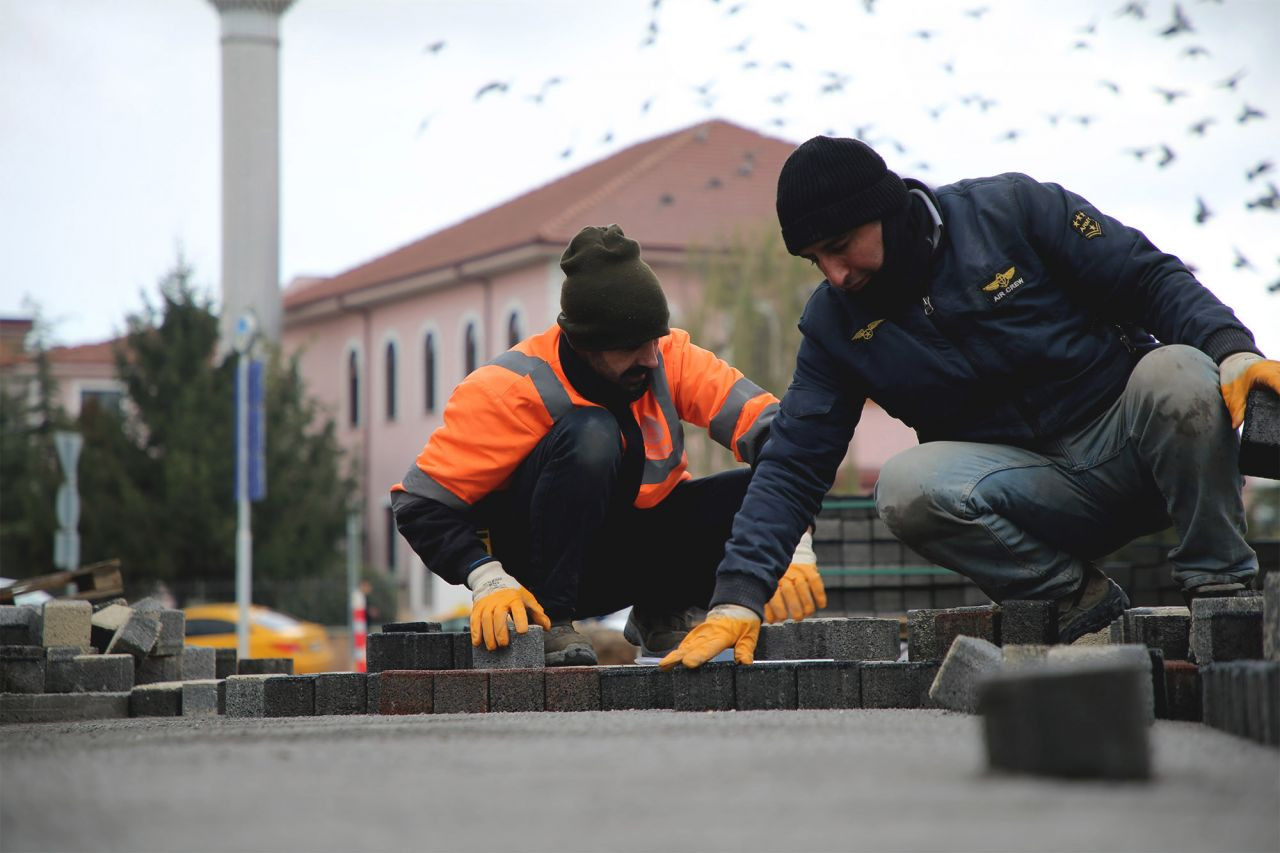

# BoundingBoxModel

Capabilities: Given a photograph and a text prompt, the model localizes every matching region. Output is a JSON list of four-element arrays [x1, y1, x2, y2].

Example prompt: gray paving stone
[[544, 667, 599, 712], [1202, 661, 1280, 746], [1125, 607, 1191, 661], [755, 623, 801, 661], [1163, 660, 1201, 721], [795, 661, 860, 709], [383, 621, 441, 633], [129, 682, 183, 717], [182, 680, 220, 717], [1264, 573, 1278, 662], [599, 666, 660, 711], [224, 674, 273, 717], [150, 610, 187, 656], [472, 625, 544, 669], [182, 646, 216, 681], [1047, 644, 1155, 724], [1238, 386, 1280, 478], [214, 648, 238, 679], [135, 653, 183, 685], [89, 604, 134, 651], [314, 672, 367, 715], [237, 657, 294, 676], [1190, 596, 1264, 663], [263, 675, 315, 717], [104, 611, 161, 659], [860, 661, 939, 709], [1109, 616, 1127, 645], [0, 645, 46, 693], [800, 618, 898, 661], [999, 600, 1058, 646], [40, 600, 92, 648], [0, 606, 39, 646], [908, 606, 998, 661], [367, 632, 452, 672], [377, 670, 435, 714], [735, 662, 799, 710], [0, 691, 130, 723], [929, 635, 1003, 714], [366, 673, 381, 713], [489, 668, 546, 713], [672, 661, 736, 712], [1001, 644, 1051, 668], [451, 632, 473, 669], [45, 653, 134, 693], [434, 670, 488, 714], [978, 660, 1151, 779]]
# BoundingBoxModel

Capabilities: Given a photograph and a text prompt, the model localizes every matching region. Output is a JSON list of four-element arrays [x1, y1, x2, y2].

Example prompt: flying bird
[[1158, 3, 1193, 36], [1154, 87, 1188, 104], [423, 40, 446, 54], [474, 81, 509, 100], [1157, 144, 1176, 168], [1100, 80, 1121, 94], [1115, 1, 1146, 19], [1194, 196, 1212, 224], [1217, 69, 1247, 90], [1246, 183, 1279, 210], [1188, 117, 1215, 136], [1246, 161, 1274, 181], [1238, 104, 1266, 124], [1124, 146, 1151, 160], [963, 7, 990, 19], [1181, 45, 1210, 58], [1232, 247, 1253, 270]]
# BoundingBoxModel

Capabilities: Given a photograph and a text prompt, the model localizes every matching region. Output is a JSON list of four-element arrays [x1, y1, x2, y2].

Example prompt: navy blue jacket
[[712, 172, 1260, 615]]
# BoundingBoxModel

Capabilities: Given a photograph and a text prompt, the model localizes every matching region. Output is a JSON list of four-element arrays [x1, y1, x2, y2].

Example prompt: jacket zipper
[[922, 296, 934, 316]]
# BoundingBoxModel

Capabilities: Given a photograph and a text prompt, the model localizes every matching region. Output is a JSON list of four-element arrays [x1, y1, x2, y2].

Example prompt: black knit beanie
[[558, 224, 670, 351], [775, 136, 910, 256]]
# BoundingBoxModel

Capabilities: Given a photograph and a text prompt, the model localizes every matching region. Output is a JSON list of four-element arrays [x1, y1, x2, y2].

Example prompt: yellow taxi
[[183, 603, 337, 674]]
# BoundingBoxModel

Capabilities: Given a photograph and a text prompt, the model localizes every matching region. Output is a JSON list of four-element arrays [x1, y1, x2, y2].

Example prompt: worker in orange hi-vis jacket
[[391, 224, 824, 666]]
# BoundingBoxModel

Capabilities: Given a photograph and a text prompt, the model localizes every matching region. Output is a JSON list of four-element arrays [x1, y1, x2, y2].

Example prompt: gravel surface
[[1, 710, 1277, 853]]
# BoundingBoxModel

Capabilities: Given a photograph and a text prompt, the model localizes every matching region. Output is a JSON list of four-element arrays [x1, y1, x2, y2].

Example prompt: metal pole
[[235, 349, 252, 659], [346, 511, 363, 670]]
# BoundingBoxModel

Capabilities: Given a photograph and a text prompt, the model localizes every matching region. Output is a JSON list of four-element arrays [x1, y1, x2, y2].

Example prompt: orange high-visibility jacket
[[392, 325, 778, 514]]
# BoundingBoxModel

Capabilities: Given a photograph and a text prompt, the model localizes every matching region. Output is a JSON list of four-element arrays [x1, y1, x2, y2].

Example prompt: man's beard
[[620, 367, 653, 399]]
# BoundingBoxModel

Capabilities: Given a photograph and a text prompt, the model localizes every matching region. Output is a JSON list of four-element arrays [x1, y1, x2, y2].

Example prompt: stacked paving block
[[1265, 573, 1279, 662], [860, 661, 939, 708], [489, 669, 546, 713], [735, 662, 799, 710], [928, 635, 1003, 713], [672, 661, 736, 711], [998, 600, 1057, 646], [544, 667, 600, 712], [367, 627, 453, 672], [1201, 662, 1280, 746], [434, 670, 489, 714], [315, 672, 367, 715], [1190, 596, 1264, 663], [795, 661, 860, 709], [237, 658, 294, 676], [599, 666, 669, 711], [1046, 644, 1155, 723], [472, 626, 544, 669], [907, 605, 999, 661]]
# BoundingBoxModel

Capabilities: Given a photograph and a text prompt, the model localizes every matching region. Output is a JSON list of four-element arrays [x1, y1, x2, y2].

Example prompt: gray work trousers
[[873, 345, 1258, 602]]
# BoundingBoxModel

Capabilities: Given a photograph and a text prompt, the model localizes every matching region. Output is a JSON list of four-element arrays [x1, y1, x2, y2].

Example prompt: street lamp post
[[233, 312, 258, 659]]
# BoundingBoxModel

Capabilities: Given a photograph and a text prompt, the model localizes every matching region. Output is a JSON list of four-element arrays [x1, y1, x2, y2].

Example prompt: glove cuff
[[1203, 329, 1262, 365], [708, 603, 761, 623], [790, 530, 816, 565], [467, 561, 518, 600], [1220, 351, 1262, 384]]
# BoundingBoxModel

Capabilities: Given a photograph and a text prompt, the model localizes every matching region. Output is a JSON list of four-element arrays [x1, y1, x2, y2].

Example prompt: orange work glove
[[763, 530, 827, 623], [658, 604, 761, 670], [1219, 353, 1280, 429], [466, 561, 552, 651]]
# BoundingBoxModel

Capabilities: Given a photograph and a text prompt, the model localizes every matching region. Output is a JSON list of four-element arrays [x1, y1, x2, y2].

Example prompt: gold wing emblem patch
[[851, 318, 885, 342], [983, 267, 1017, 292]]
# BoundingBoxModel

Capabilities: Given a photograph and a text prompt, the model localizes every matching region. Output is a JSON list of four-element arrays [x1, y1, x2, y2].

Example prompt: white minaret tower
[[208, 0, 294, 355]]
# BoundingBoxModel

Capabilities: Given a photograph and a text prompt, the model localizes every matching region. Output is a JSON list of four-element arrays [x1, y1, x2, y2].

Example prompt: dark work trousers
[[474, 407, 752, 620]]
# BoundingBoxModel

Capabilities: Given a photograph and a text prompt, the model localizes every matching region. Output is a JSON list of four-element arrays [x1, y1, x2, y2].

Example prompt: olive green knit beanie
[[557, 224, 670, 351]]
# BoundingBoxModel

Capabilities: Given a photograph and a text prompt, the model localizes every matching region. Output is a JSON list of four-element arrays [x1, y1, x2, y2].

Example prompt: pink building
[[282, 119, 916, 619]]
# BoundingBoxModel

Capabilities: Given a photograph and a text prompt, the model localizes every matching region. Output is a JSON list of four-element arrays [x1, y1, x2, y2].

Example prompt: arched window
[[424, 332, 437, 413], [384, 341, 398, 421], [507, 311, 522, 348], [347, 350, 360, 427], [464, 322, 478, 375]]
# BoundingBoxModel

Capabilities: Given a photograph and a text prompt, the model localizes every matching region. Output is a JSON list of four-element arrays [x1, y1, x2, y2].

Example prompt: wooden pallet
[[0, 559, 124, 605]]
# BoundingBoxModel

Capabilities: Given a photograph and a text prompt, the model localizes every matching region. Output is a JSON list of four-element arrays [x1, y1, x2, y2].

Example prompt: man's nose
[[819, 254, 847, 286], [638, 340, 660, 367]]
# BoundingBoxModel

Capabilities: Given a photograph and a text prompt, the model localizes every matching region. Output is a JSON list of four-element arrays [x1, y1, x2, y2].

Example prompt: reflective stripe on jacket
[[392, 324, 777, 511]]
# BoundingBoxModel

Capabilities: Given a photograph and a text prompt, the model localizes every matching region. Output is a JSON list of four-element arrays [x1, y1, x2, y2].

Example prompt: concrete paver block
[[182, 647, 216, 681], [135, 653, 183, 685], [0, 606, 40, 646], [150, 610, 187, 656], [377, 670, 434, 715], [263, 675, 315, 717], [129, 682, 183, 717], [104, 611, 160, 659], [929, 635, 1003, 713], [1125, 607, 1191, 661], [237, 657, 294, 676], [999, 600, 1058, 646], [434, 670, 488, 714], [89, 604, 133, 650], [214, 648, 238, 679], [599, 666, 660, 711], [224, 674, 273, 717], [451, 632, 473, 669], [472, 625, 544, 669], [801, 617, 899, 661], [40, 600, 92, 648], [489, 668, 546, 713], [0, 645, 46, 693], [367, 632, 452, 672], [1163, 660, 1202, 721], [1238, 386, 1280, 477], [755, 623, 801, 661], [1046, 644, 1154, 724], [1201, 661, 1280, 746], [366, 673, 381, 713], [860, 661, 939, 709], [544, 667, 600, 712], [383, 621, 441, 633], [672, 661, 736, 711], [1190, 596, 1264, 663], [1263, 573, 1278, 662], [0, 691, 129, 724], [1001, 644, 1050, 668], [182, 680, 220, 717], [735, 662, 799, 710], [46, 653, 134, 693], [795, 661, 860, 709], [314, 672, 367, 715], [978, 660, 1151, 779], [908, 606, 998, 661]]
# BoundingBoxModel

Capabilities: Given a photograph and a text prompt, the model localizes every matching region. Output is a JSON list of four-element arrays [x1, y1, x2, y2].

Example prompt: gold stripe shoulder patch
[[1071, 210, 1104, 239], [851, 318, 885, 342]]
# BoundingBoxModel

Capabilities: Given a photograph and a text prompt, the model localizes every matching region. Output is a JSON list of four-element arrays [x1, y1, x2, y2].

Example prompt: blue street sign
[[235, 358, 267, 502]]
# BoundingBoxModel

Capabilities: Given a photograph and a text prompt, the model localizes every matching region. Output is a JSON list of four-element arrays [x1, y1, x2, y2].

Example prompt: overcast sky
[[2, 0, 1277, 355]]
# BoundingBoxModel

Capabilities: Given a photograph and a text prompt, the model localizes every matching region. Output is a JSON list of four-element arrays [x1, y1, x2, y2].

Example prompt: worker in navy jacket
[[661, 135, 1280, 669]]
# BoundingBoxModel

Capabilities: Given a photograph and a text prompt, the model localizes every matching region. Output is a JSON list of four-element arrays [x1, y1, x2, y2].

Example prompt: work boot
[[623, 606, 702, 658], [543, 619, 597, 667], [1056, 564, 1130, 645], [1181, 580, 1253, 608]]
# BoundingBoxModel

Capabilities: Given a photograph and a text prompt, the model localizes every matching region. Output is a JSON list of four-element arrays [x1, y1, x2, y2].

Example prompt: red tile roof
[[0, 338, 121, 370], [284, 119, 797, 311]]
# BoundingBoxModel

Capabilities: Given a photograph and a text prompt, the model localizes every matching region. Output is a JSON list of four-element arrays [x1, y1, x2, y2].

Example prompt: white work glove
[[466, 561, 551, 651]]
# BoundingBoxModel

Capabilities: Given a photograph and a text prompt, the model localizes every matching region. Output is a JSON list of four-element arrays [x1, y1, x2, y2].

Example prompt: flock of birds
[[416, 0, 1278, 294]]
